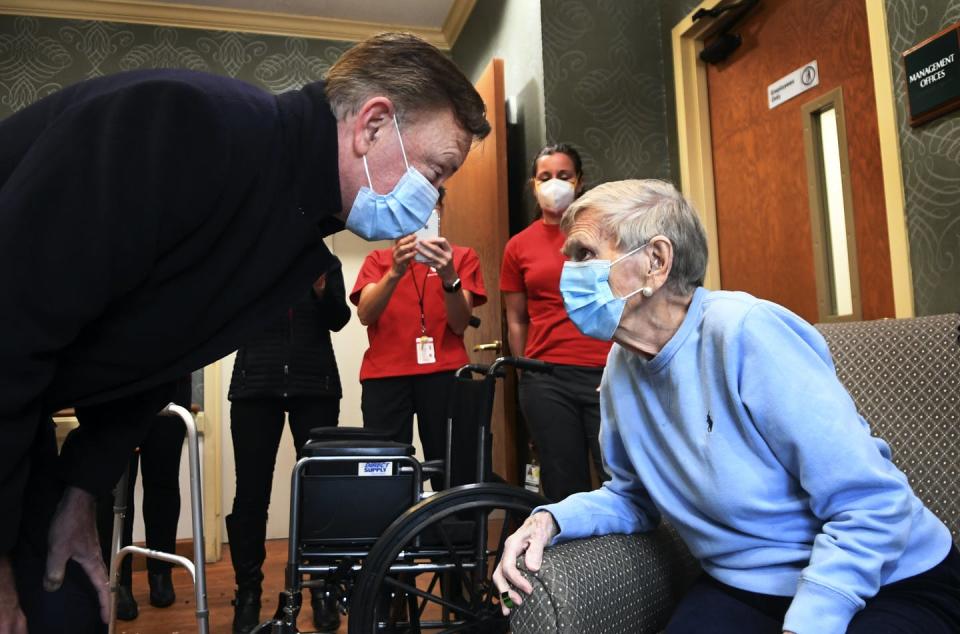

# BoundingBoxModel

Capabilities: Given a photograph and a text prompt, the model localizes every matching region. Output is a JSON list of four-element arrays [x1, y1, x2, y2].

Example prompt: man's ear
[[352, 96, 395, 157]]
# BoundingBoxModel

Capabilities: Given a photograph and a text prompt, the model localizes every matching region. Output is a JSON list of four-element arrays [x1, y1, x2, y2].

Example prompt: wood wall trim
[[866, 0, 914, 317], [201, 362, 223, 563], [672, 0, 724, 290], [0, 0, 466, 49]]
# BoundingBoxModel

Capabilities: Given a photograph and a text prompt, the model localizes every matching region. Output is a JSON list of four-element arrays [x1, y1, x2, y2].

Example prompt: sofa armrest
[[510, 524, 700, 634]]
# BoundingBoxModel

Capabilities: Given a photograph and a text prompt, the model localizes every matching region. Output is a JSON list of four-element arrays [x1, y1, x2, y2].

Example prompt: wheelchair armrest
[[510, 525, 700, 634], [421, 459, 444, 475]]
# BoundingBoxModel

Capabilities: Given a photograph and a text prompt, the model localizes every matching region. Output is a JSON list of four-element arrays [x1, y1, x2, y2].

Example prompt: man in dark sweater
[[0, 32, 489, 633]]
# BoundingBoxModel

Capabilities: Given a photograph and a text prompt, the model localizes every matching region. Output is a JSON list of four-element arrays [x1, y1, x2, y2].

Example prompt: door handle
[[473, 340, 502, 353]]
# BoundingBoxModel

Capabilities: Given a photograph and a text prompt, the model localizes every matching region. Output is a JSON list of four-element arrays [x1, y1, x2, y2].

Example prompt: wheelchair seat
[[302, 439, 414, 458]]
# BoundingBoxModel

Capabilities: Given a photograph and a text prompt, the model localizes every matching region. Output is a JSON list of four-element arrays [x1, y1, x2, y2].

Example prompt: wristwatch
[[442, 277, 462, 293]]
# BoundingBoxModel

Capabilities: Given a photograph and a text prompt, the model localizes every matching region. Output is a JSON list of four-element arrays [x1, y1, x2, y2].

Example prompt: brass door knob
[[473, 340, 502, 353]]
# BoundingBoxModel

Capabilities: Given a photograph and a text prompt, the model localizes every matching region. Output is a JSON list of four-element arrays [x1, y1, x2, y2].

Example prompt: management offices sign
[[903, 22, 960, 126]]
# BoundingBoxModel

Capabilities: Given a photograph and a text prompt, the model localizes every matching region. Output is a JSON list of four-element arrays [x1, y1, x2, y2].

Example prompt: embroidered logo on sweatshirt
[[706, 413, 714, 433]]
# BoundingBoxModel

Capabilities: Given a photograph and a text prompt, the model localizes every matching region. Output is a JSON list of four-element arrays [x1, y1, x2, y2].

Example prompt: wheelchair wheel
[[348, 483, 546, 633]]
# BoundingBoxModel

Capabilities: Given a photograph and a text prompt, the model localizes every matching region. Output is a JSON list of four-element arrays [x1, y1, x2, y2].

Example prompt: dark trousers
[[12, 418, 107, 633], [226, 396, 339, 592], [518, 365, 607, 502], [95, 412, 186, 586], [667, 545, 960, 633], [360, 371, 456, 490]]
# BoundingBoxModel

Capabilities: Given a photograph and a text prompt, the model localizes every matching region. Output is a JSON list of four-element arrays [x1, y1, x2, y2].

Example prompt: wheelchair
[[257, 356, 551, 633]]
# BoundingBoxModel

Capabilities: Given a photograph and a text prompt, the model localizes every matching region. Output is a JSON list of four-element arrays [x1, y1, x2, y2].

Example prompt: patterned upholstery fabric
[[815, 313, 960, 542], [511, 526, 698, 634], [511, 313, 960, 633]]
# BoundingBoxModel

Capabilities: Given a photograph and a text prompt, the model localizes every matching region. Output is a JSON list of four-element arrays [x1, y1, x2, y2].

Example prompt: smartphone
[[413, 209, 440, 264]]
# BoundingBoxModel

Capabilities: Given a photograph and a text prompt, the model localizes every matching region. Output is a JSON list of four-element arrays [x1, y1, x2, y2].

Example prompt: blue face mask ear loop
[[392, 115, 411, 170], [610, 242, 651, 300], [361, 114, 409, 193]]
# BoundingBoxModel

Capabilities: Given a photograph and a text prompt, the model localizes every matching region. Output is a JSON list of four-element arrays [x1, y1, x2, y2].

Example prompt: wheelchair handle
[[455, 363, 490, 378], [489, 356, 555, 376]]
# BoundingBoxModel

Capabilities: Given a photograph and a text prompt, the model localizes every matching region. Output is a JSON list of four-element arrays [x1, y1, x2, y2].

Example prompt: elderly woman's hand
[[491, 511, 559, 616]]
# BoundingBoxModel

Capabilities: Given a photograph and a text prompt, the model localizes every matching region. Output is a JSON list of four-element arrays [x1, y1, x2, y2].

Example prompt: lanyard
[[409, 264, 429, 335]]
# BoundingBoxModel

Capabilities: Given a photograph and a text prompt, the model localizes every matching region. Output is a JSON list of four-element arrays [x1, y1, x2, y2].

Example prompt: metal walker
[[106, 403, 208, 634]]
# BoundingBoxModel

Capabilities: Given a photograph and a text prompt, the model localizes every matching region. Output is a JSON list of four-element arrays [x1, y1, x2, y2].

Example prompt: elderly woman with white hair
[[493, 179, 960, 633]]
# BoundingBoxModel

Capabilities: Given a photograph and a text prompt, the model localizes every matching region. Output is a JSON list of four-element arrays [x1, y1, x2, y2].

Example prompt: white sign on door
[[768, 60, 819, 109]]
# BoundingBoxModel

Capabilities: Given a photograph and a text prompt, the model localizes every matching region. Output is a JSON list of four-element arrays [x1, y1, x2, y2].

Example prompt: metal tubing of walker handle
[[107, 466, 130, 634], [163, 403, 209, 634]]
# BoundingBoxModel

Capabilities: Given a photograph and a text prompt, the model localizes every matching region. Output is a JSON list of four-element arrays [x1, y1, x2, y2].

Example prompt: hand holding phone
[[413, 209, 440, 263]]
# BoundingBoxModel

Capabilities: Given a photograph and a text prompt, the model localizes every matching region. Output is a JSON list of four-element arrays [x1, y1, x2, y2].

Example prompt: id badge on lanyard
[[412, 266, 436, 365]]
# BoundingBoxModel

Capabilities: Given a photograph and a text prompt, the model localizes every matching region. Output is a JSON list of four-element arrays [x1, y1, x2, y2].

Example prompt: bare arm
[[503, 291, 530, 357], [416, 237, 472, 336], [356, 236, 417, 326]]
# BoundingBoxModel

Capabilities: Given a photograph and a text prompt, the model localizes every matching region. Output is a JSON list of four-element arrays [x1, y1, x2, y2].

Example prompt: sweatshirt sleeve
[[0, 80, 229, 556], [736, 305, 915, 634], [535, 360, 661, 542]]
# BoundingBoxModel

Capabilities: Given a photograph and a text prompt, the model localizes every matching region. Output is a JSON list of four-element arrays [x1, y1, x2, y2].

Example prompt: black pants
[[13, 418, 106, 634], [226, 396, 339, 592], [360, 371, 455, 490], [95, 412, 186, 586], [667, 545, 960, 633], [518, 365, 607, 502]]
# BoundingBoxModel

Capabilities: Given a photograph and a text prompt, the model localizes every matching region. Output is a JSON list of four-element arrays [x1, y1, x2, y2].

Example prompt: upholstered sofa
[[511, 313, 960, 634]]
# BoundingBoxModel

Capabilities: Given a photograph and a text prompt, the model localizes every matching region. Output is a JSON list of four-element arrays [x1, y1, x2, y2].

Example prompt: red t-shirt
[[351, 246, 487, 380], [500, 219, 611, 367]]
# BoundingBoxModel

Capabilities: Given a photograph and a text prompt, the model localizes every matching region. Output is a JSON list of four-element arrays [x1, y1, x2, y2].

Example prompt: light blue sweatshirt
[[537, 288, 952, 634]]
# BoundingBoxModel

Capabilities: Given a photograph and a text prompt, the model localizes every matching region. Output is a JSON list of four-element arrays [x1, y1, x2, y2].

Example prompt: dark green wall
[[0, 15, 351, 120], [884, 0, 960, 315], [540, 0, 671, 186]]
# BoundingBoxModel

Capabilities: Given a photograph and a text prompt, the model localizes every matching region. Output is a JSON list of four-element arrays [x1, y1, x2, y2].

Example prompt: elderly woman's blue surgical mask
[[346, 116, 439, 241], [560, 243, 652, 340]]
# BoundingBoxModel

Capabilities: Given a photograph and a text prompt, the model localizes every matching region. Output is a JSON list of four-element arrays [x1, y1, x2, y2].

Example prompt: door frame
[[671, 0, 914, 317]]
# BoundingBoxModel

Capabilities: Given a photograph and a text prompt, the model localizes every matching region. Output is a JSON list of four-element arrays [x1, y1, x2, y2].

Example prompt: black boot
[[115, 584, 139, 621], [231, 587, 262, 634], [148, 570, 176, 608], [311, 583, 341, 632], [226, 513, 267, 634]]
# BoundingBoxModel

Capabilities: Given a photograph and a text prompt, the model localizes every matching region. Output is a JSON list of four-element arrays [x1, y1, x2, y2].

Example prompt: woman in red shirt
[[351, 199, 486, 489], [500, 144, 611, 502]]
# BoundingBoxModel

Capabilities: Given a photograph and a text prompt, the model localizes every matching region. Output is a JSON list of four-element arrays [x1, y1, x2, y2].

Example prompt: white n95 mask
[[535, 178, 576, 212]]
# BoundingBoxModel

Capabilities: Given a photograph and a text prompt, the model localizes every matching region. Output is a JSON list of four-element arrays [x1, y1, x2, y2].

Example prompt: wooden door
[[442, 59, 519, 484], [707, 0, 894, 322]]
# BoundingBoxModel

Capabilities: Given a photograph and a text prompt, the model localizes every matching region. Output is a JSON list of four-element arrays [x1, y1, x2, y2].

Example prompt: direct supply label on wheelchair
[[358, 461, 393, 476]]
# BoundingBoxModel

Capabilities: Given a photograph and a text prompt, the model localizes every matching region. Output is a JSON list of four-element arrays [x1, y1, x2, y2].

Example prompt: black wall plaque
[[903, 22, 960, 126]]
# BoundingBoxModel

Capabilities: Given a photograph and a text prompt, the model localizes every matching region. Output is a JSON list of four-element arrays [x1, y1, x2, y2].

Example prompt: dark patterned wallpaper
[[884, 0, 960, 315], [540, 0, 671, 188], [0, 15, 351, 119]]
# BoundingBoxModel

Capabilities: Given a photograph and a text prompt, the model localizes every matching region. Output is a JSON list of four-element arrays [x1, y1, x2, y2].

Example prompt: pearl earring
[[640, 287, 653, 298]]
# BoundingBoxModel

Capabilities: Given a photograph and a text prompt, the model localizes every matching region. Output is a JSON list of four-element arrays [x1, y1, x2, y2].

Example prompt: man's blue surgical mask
[[559, 243, 650, 341], [346, 116, 439, 241]]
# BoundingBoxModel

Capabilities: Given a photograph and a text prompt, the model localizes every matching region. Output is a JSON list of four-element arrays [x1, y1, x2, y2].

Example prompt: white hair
[[561, 179, 708, 295]]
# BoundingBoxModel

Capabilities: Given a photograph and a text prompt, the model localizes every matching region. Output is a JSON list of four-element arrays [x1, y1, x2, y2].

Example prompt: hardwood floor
[[116, 539, 347, 634]]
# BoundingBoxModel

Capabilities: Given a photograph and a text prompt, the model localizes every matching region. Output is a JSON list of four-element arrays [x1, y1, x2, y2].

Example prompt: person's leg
[[666, 574, 790, 634], [13, 418, 108, 633], [226, 398, 285, 633], [287, 396, 340, 456], [288, 396, 343, 632], [570, 366, 610, 485], [139, 412, 185, 607], [411, 371, 456, 491], [361, 377, 415, 444], [847, 545, 960, 634], [518, 367, 594, 502]]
